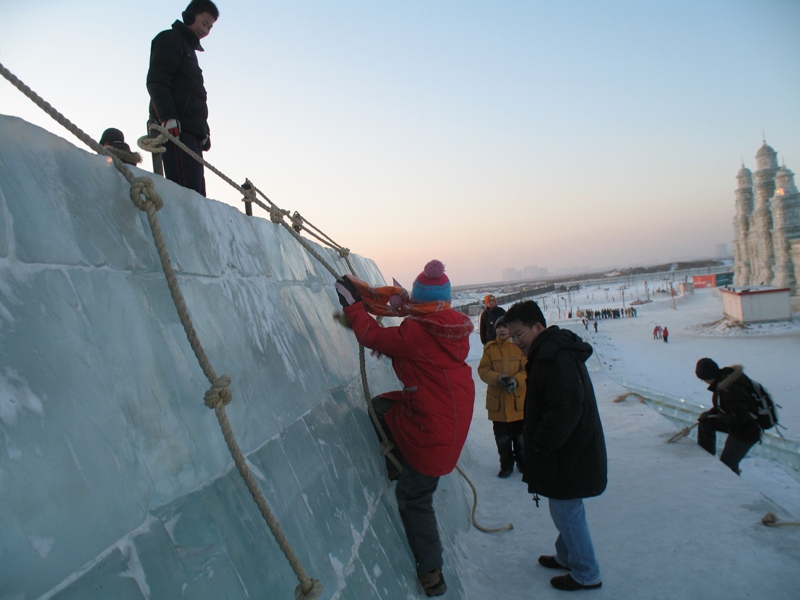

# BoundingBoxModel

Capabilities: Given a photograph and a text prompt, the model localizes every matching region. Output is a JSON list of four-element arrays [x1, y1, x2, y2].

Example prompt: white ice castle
[[733, 140, 800, 295]]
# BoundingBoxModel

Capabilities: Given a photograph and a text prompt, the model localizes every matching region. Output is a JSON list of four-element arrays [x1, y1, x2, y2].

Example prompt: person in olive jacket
[[478, 317, 527, 478], [694, 358, 761, 474], [505, 300, 606, 592], [147, 1, 219, 196]]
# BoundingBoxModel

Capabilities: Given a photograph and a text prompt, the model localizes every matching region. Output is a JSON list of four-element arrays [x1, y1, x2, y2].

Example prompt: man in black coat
[[505, 300, 606, 592], [694, 358, 761, 474], [479, 294, 506, 345], [147, 1, 219, 196]]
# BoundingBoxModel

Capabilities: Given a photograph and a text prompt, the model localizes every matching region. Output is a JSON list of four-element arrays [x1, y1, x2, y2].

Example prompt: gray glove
[[504, 378, 518, 394]]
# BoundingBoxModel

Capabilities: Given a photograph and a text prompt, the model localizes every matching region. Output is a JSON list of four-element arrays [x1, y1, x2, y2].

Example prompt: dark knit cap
[[695, 358, 720, 380], [99, 128, 125, 146], [494, 317, 507, 330]]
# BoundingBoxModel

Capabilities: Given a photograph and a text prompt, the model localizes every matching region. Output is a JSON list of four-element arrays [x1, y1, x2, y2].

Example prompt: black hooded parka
[[522, 326, 608, 500]]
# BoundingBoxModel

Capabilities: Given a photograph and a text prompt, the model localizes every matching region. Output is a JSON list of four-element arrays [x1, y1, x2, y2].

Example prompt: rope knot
[[295, 578, 323, 600], [130, 177, 164, 212], [204, 375, 233, 409], [338, 247, 351, 258], [136, 131, 168, 154], [762, 512, 779, 526], [270, 204, 286, 224], [291, 211, 304, 233]]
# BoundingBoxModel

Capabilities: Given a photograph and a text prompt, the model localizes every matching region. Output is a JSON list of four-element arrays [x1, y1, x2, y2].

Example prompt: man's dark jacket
[[703, 365, 761, 443], [480, 306, 507, 345], [147, 21, 209, 138], [522, 326, 607, 499]]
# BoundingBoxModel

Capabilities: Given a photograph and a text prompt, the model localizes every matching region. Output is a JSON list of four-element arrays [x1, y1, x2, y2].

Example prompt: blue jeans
[[548, 498, 602, 586]]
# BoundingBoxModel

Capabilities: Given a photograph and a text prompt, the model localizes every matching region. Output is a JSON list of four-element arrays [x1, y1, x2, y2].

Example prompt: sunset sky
[[2, 0, 799, 286]]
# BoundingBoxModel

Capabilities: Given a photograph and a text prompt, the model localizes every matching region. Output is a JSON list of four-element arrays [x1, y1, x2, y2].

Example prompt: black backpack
[[747, 379, 779, 430]]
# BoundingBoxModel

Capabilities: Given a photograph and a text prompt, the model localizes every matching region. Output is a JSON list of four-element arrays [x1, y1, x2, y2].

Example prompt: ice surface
[[0, 115, 471, 599]]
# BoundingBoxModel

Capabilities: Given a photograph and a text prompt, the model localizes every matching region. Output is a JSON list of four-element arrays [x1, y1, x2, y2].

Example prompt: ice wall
[[0, 115, 472, 599]]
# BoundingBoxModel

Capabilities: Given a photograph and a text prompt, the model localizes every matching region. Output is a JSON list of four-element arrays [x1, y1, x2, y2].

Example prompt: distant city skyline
[[2, 1, 798, 287]]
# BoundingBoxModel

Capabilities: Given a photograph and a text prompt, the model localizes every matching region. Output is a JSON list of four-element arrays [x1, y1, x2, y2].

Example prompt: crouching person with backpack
[[694, 358, 762, 474]]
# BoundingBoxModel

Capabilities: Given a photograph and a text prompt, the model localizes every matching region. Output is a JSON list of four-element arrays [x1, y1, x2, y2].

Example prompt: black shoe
[[419, 568, 447, 597], [550, 574, 602, 591], [498, 467, 513, 478], [516, 462, 525, 473], [538, 555, 570, 570]]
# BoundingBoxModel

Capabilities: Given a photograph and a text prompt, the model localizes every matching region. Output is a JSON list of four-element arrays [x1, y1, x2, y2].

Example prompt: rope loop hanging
[[130, 177, 164, 212], [137, 131, 168, 154]]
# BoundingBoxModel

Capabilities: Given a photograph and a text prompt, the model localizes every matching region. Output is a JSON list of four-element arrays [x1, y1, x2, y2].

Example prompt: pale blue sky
[[2, 0, 799, 285]]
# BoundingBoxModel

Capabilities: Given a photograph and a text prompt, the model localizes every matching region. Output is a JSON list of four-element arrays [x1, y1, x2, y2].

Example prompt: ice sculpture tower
[[732, 140, 800, 295]]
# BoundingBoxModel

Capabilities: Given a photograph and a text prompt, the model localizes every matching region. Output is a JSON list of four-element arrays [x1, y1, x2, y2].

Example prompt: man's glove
[[162, 119, 181, 137], [201, 136, 211, 152], [497, 375, 510, 387], [698, 411, 718, 423], [335, 277, 362, 308], [504, 377, 518, 394]]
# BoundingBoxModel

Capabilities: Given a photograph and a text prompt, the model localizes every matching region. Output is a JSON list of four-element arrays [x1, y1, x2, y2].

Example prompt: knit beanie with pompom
[[411, 260, 451, 302]]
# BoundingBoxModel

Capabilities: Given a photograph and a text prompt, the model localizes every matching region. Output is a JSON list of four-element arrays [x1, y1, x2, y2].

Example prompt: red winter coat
[[343, 302, 475, 476]]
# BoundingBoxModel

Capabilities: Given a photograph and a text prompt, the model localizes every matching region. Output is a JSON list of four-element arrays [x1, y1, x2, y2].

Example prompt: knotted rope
[[761, 512, 800, 528], [4, 66, 506, 600], [613, 392, 645, 403], [667, 421, 698, 444], [1, 61, 321, 600]]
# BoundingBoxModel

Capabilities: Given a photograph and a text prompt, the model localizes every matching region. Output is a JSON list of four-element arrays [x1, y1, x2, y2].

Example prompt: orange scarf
[[346, 275, 451, 317]]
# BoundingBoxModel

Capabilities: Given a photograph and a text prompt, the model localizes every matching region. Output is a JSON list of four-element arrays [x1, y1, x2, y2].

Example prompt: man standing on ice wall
[[505, 300, 606, 592], [147, 0, 218, 196], [334, 260, 474, 598]]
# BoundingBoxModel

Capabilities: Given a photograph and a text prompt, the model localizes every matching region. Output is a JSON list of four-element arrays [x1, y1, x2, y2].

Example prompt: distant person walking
[[505, 300, 606, 592], [662, 326, 669, 343], [653, 325, 659, 340], [480, 294, 506, 345], [694, 358, 762, 474], [593, 320, 598, 333], [147, 0, 219, 196], [478, 317, 527, 478]]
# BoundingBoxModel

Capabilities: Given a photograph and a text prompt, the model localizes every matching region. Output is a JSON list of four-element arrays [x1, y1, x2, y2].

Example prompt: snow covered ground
[[457, 285, 800, 599]]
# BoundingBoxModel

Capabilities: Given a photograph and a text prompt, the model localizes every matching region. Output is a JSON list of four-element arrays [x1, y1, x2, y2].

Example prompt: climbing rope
[[761, 512, 800, 527], [666, 421, 698, 443], [0, 62, 321, 600], [612, 392, 645, 403], [456, 466, 514, 533], [3, 65, 506, 600], [142, 119, 508, 536]]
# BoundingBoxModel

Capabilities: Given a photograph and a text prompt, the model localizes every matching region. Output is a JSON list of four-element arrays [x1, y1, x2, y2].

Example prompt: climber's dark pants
[[371, 396, 443, 574]]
